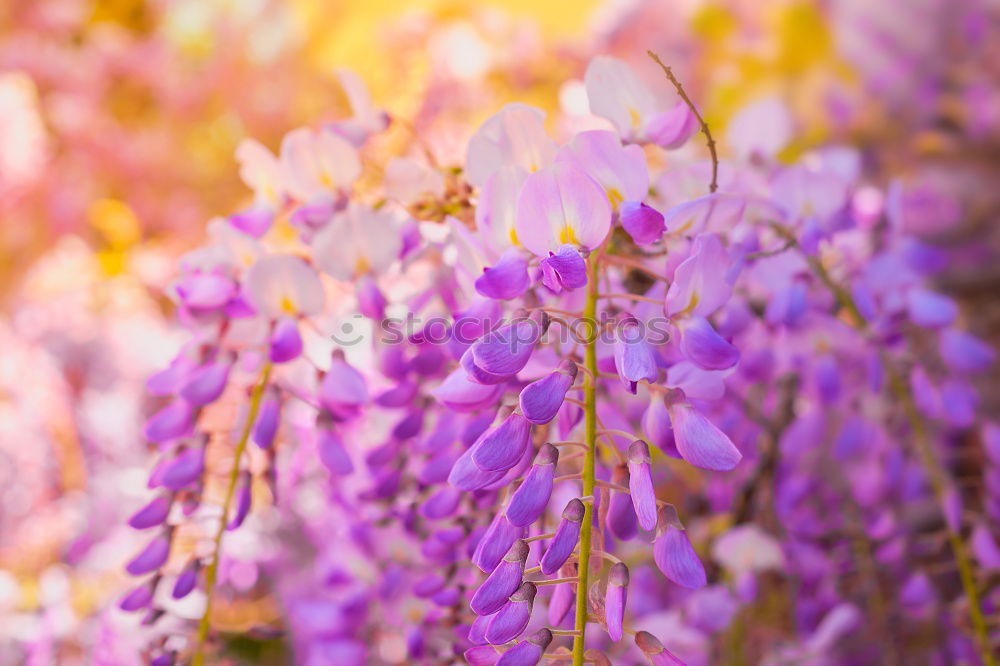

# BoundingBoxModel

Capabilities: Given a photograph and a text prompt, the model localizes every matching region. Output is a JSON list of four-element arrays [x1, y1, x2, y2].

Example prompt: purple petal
[[128, 496, 172, 530], [679, 316, 739, 371], [144, 399, 194, 443], [317, 428, 354, 475], [464, 646, 500, 666], [126, 536, 171, 576], [468, 612, 495, 645], [472, 413, 532, 472], [485, 583, 536, 644], [119, 584, 153, 612], [470, 540, 528, 615], [421, 487, 463, 520], [172, 560, 200, 599], [906, 288, 957, 328], [180, 358, 233, 406], [227, 473, 252, 530], [356, 275, 387, 320], [607, 465, 638, 541], [621, 201, 666, 245], [450, 446, 505, 492], [496, 628, 552, 666], [628, 439, 657, 532], [375, 381, 419, 408], [644, 103, 697, 149], [269, 317, 303, 363], [471, 320, 541, 377], [476, 249, 531, 300], [615, 314, 658, 392], [462, 347, 516, 385], [605, 563, 629, 641], [160, 447, 205, 490], [519, 360, 577, 425], [670, 402, 741, 471], [473, 514, 525, 572], [664, 234, 734, 317], [642, 396, 680, 458], [174, 273, 236, 310], [654, 516, 706, 589], [433, 368, 504, 412], [229, 204, 274, 237], [548, 577, 576, 626], [252, 391, 281, 449], [540, 245, 587, 293], [635, 631, 687, 665], [505, 444, 558, 526], [940, 328, 995, 374], [318, 354, 369, 416]]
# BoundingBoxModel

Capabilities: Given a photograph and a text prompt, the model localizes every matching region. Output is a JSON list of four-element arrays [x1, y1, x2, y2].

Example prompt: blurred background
[[0, 0, 997, 663]]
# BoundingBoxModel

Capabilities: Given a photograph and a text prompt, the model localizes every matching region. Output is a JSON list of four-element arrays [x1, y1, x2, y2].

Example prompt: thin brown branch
[[647, 50, 718, 194]]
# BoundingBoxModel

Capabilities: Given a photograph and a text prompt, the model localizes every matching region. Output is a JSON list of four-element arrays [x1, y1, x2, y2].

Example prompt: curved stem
[[647, 51, 719, 194], [571, 254, 600, 666], [192, 361, 273, 666]]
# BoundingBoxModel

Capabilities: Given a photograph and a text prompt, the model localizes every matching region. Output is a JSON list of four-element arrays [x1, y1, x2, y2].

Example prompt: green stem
[[571, 255, 600, 666], [192, 361, 273, 666], [776, 225, 996, 666]]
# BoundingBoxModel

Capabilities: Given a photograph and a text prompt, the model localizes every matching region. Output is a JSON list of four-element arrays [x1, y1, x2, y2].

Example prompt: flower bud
[[605, 562, 629, 641], [180, 356, 233, 406], [227, 472, 252, 530], [470, 540, 528, 615], [160, 447, 205, 491], [128, 495, 172, 530], [653, 505, 706, 589], [144, 399, 194, 443], [172, 559, 200, 599], [269, 316, 303, 363], [126, 535, 171, 576], [473, 513, 525, 572], [317, 428, 354, 475], [518, 360, 577, 425], [485, 582, 536, 644], [119, 583, 154, 612], [635, 631, 685, 665], [252, 389, 281, 449], [472, 413, 532, 472], [607, 464, 638, 541], [540, 498, 585, 574], [669, 401, 741, 471], [627, 441, 657, 531], [505, 444, 558, 526], [496, 627, 552, 665], [614, 314, 658, 394]]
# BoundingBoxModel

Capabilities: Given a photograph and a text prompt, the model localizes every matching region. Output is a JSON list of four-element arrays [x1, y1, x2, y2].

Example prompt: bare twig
[[647, 51, 718, 194]]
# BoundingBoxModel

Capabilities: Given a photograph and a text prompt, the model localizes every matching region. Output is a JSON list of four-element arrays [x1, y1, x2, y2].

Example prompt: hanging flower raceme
[[120, 47, 1000, 666]]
